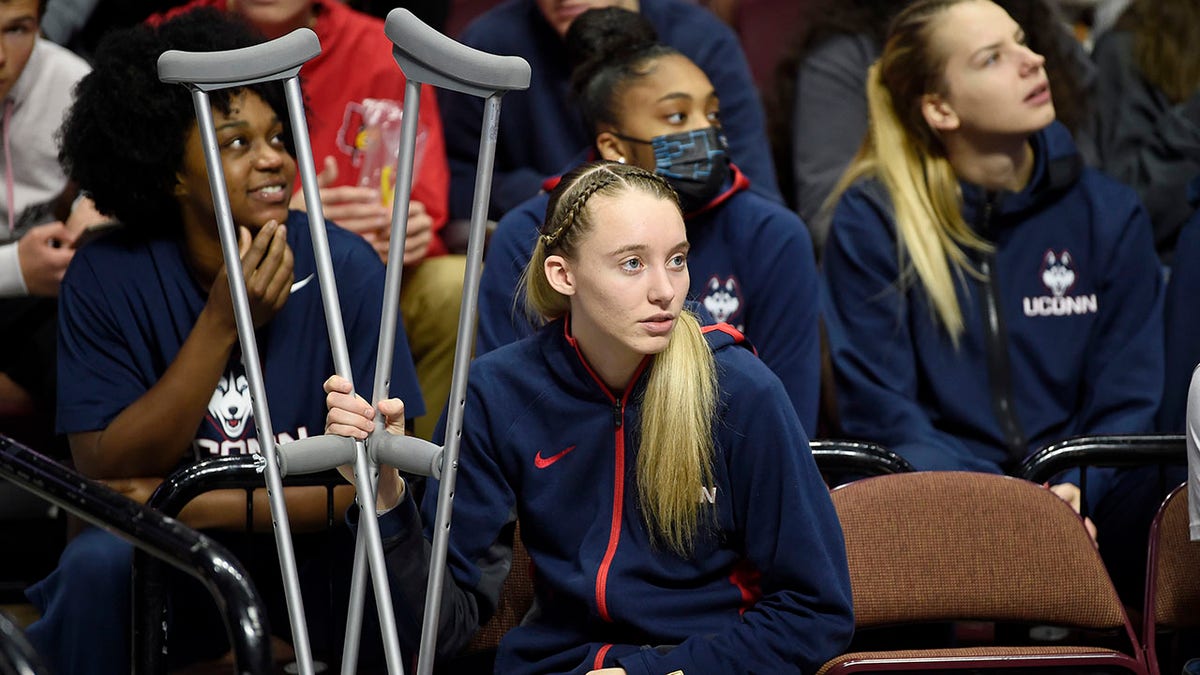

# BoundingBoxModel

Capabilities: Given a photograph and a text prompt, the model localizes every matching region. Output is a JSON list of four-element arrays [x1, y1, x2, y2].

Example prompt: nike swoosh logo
[[534, 445, 577, 469], [290, 273, 315, 294]]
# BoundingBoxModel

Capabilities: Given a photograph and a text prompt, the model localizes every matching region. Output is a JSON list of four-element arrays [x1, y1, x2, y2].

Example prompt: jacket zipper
[[977, 195, 1028, 467], [595, 398, 626, 622]]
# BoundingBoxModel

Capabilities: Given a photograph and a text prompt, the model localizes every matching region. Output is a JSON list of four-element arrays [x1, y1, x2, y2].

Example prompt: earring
[[617, 156, 626, 164]]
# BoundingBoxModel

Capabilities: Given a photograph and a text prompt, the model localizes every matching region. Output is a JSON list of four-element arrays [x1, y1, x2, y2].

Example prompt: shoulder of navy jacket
[[541, 174, 563, 193], [701, 322, 757, 356], [685, 162, 748, 219]]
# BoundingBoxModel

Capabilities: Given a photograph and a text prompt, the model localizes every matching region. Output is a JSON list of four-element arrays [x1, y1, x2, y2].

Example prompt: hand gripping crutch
[[157, 30, 407, 675], [340, 11, 530, 674]]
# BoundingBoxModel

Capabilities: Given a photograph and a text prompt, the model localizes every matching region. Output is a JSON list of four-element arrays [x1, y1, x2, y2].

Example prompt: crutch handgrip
[[276, 435, 358, 477], [157, 28, 321, 91], [384, 8, 530, 98], [368, 432, 443, 480]]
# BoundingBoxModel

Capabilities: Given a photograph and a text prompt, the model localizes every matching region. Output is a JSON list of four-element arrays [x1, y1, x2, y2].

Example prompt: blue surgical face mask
[[614, 127, 730, 213]]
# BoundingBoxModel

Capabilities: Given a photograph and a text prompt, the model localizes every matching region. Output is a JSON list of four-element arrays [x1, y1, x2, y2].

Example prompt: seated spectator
[[0, 0, 91, 450], [151, 0, 461, 439], [771, 0, 1093, 256], [326, 160, 853, 673], [441, 0, 780, 222], [821, 0, 1170, 604], [22, 11, 424, 674], [1159, 178, 1200, 432], [1091, 0, 1200, 263], [476, 7, 819, 431]]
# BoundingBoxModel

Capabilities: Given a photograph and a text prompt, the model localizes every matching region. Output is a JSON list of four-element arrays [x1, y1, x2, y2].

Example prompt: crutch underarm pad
[[157, 28, 321, 90], [277, 434, 357, 476], [384, 8, 530, 98], [369, 431, 443, 479]]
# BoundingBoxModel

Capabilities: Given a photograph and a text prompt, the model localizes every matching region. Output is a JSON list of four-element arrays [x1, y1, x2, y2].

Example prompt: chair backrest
[[1144, 484, 1200, 674], [810, 439, 913, 487], [832, 471, 1137, 637], [1018, 435, 1187, 517], [0, 438, 274, 675]]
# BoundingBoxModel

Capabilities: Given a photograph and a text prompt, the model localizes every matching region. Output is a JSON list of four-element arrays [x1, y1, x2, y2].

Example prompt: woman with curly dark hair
[[24, 9, 423, 674]]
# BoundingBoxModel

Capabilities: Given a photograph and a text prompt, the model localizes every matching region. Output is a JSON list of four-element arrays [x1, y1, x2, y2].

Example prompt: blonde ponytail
[[829, 0, 991, 342], [637, 309, 716, 556], [522, 161, 717, 555]]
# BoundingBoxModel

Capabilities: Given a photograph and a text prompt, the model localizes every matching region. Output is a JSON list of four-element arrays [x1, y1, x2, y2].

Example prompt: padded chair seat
[[818, 644, 1146, 673]]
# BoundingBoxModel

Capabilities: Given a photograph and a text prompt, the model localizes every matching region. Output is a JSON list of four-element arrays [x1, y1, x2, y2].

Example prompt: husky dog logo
[[701, 275, 743, 325], [1041, 250, 1076, 297], [207, 369, 252, 439], [1023, 248, 1097, 317]]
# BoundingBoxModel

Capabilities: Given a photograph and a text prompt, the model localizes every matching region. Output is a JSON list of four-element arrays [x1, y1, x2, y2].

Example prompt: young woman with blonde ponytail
[[325, 160, 852, 674], [822, 0, 1171, 604]]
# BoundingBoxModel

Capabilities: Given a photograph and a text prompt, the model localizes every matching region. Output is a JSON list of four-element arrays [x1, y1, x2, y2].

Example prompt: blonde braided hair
[[520, 160, 716, 556]]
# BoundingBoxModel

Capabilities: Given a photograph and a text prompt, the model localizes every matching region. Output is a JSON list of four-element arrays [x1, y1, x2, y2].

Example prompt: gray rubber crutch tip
[[384, 7, 531, 97], [157, 27, 322, 89]]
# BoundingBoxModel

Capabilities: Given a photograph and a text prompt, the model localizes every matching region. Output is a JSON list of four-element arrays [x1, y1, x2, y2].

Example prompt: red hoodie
[[149, 0, 452, 256]]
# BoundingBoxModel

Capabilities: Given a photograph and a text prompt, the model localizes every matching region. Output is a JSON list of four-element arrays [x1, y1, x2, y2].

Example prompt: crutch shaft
[[187, 86, 315, 675]]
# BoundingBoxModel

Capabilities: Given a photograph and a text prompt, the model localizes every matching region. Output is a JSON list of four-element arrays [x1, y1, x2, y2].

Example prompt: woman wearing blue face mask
[[474, 7, 821, 433]]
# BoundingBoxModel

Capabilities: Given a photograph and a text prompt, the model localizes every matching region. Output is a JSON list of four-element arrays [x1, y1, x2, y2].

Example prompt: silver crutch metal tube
[[376, 10, 530, 675], [158, 29, 407, 675], [157, 32, 321, 675]]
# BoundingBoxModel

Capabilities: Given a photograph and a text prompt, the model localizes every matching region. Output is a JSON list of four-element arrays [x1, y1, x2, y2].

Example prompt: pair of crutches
[[156, 10, 530, 675]]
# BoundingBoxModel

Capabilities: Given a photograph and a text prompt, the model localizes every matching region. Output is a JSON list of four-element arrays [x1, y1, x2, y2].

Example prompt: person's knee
[[58, 528, 133, 591]]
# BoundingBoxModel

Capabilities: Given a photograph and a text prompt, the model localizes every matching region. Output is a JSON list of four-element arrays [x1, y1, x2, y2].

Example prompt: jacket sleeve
[[821, 189, 998, 472], [1160, 210, 1200, 432], [1063, 189, 1164, 501], [736, 206, 821, 433], [475, 204, 541, 355], [618, 362, 853, 674], [364, 376, 517, 661]]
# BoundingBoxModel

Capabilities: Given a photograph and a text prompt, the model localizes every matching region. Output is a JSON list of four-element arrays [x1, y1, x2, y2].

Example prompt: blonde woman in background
[[821, 0, 1173, 606]]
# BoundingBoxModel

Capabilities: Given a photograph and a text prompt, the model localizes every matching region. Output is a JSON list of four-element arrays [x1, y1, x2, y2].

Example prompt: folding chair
[[809, 439, 912, 487], [1143, 484, 1200, 675], [0, 436, 273, 674], [820, 471, 1148, 674], [131, 456, 347, 674], [156, 11, 528, 675], [1018, 434, 1187, 518]]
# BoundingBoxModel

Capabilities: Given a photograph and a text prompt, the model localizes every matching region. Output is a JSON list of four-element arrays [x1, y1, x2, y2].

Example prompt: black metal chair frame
[[133, 455, 346, 675], [0, 436, 275, 674], [1016, 434, 1187, 517], [810, 439, 914, 486]]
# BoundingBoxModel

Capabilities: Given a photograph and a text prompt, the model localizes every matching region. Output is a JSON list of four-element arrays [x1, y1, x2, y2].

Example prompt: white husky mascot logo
[[1023, 249, 1097, 317], [1041, 250, 1076, 297], [207, 370, 252, 438], [702, 275, 743, 325]]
